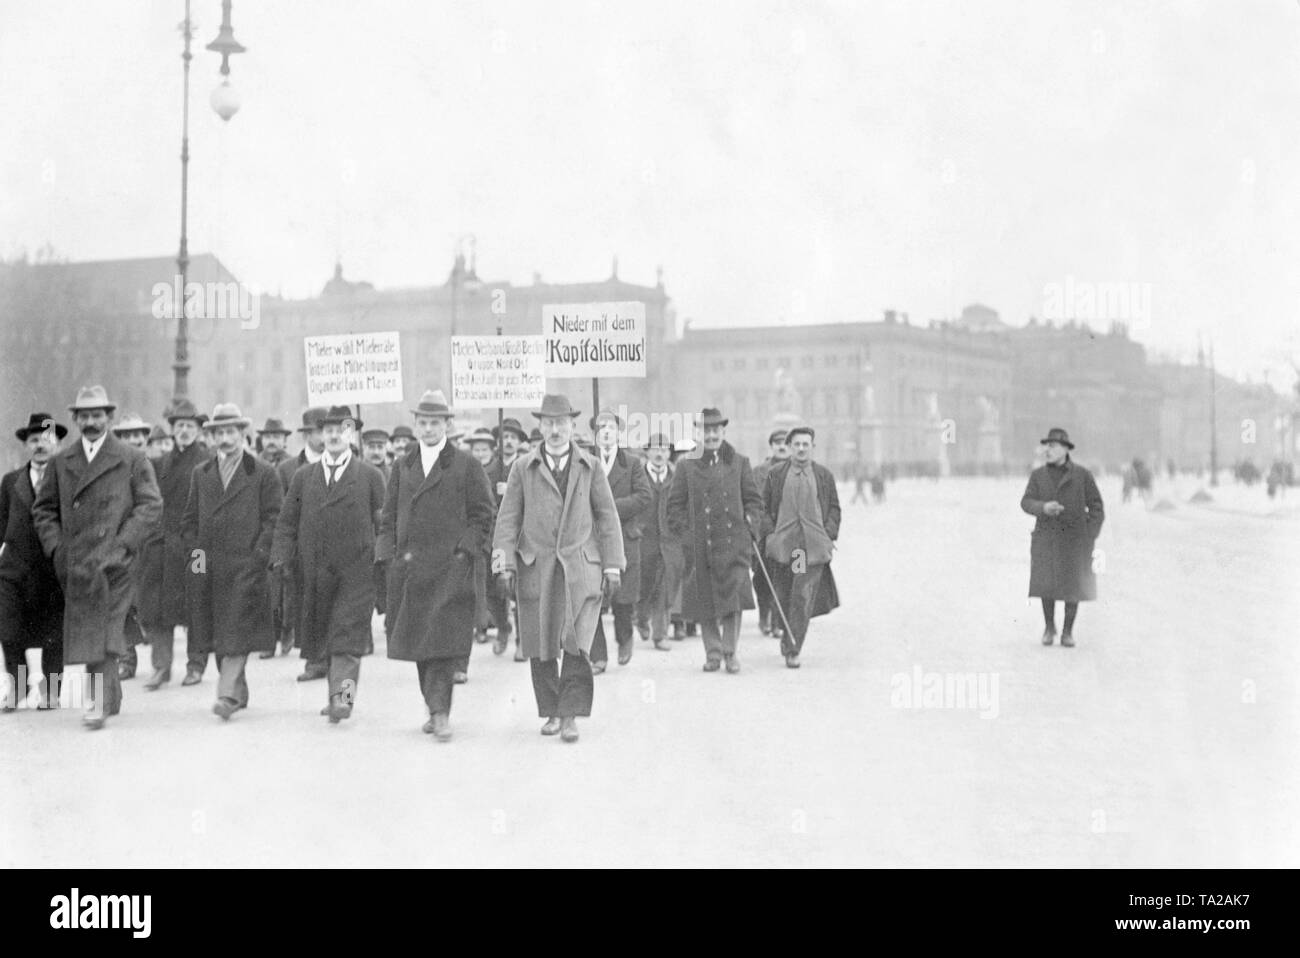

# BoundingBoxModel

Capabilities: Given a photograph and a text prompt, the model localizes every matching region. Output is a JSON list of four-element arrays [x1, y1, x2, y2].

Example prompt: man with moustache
[[377, 391, 495, 741], [110, 415, 154, 681], [1, 414, 67, 711], [138, 399, 210, 691], [466, 428, 498, 651], [362, 428, 391, 482], [666, 408, 765, 674], [634, 433, 679, 652], [32, 387, 163, 728], [485, 418, 527, 658], [256, 418, 293, 469], [146, 425, 173, 462], [181, 404, 283, 720], [277, 407, 329, 674], [271, 406, 386, 723], [588, 409, 651, 673], [492, 395, 624, 743]]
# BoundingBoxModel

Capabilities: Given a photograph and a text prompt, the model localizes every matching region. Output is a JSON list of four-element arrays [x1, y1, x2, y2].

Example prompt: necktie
[[328, 462, 342, 485], [32, 465, 45, 490]]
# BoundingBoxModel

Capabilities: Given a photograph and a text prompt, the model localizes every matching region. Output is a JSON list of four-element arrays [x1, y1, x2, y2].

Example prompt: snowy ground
[[2, 474, 1297, 867]]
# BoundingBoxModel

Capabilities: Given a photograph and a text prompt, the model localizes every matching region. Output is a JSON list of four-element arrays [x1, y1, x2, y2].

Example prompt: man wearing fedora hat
[[146, 425, 174, 461], [272, 404, 386, 723], [110, 415, 154, 682], [634, 432, 681, 651], [1, 414, 68, 711], [1021, 427, 1105, 647], [484, 418, 528, 657], [255, 418, 293, 470], [377, 390, 495, 741], [275, 406, 329, 674], [588, 408, 651, 672], [32, 387, 163, 728], [667, 407, 765, 673], [137, 398, 212, 691], [180, 404, 284, 720], [492, 394, 625, 743]]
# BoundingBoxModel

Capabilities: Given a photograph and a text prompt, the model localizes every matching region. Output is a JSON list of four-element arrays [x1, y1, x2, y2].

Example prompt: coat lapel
[[323, 457, 358, 507], [530, 448, 560, 497], [15, 464, 35, 508], [213, 451, 252, 514], [73, 435, 123, 498], [557, 442, 585, 533]]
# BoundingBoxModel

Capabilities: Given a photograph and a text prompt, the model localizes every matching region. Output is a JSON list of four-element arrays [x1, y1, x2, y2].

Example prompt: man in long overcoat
[[32, 386, 163, 728], [138, 399, 210, 690], [589, 409, 651, 672], [762, 425, 841, 668], [751, 428, 789, 637], [276, 406, 328, 673], [1, 413, 66, 710], [181, 404, 283, 720], [633, 432, 678, 651], [109, 415, 154, 682], [377, 391, 495, 741], [272, 405, 386, 722], [1020, 427, 1105, 647], [492, 394, 624, 743], [666, 408, 765, 673], [485, 418, 527, 658]]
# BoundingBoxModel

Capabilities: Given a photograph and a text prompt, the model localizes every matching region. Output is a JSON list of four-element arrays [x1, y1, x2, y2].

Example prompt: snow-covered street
[[2, 475, 1296, 867]]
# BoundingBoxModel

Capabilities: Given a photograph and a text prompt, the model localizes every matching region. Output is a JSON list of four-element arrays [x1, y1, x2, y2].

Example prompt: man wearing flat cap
[[752, 428, 790, 637], [32, 387, 163, 728], [588, 409, 651, 672], [110, 415, 154, 681], [181, 404, 284, 720], [1, 413, 67, 711], [1020, 427, 1104, 648], [272, 404, 386, 723], [492, 394, 625, 743], [361, 428, 391, 483], [137, 397, 211, 690], [762, 425, 841, 668], [666, 407, 765, 674], [275, 406, 329, 674], [377, 391, 495, 741], [483, 418, 529, 657], [256, 418, 293, 470], [634, 432, 680, 652]]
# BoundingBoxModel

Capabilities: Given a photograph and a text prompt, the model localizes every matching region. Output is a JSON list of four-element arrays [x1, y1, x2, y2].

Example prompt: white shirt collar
[[648, 462, 667, 479], [304, 446, 323, 464], [323, 448, 351, 473], [29, 461, 47, 484], [419, 436, 446, 473], [82, 434, 105, 462], [544, 445, 570, 468]]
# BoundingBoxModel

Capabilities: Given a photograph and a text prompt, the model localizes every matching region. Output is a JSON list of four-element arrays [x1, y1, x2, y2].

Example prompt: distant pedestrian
[[751, 429, 789, 636], [256, 418, 293, 470], [634, 433, 679, 651], [1020, 428, 1104, 647]]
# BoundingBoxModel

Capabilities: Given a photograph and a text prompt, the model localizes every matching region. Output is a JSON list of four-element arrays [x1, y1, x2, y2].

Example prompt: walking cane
[[748, 526, 796, 645]]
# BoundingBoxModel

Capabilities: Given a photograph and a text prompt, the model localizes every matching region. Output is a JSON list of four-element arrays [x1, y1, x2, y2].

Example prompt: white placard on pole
[[543, 301, 647, 379], [451, 335, 547, 409], [304, 331, 404, 406]]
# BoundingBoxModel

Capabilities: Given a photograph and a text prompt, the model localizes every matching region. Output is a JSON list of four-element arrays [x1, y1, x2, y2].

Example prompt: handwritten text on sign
[[304, 332, 404, 405], [543, 301, 646, 378], [451, 336, 547, 408]]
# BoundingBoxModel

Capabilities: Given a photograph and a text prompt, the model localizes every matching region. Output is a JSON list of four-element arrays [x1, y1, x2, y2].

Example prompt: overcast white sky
[[2, 0, 1298, 388]]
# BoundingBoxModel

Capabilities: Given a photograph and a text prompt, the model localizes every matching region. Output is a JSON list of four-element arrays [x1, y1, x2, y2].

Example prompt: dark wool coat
[[376, 441, 495, 661], [492, 443, 625, 660], [665, 440, 765, 621], [1020, 457, 1105, 602], [135, 440, 209, 629], [0, 464, 64, 653], [761, 458, 842, 619], [271, 455, 386, 658], [31, 435, 163, 663], [602, 448, 651, 605], [181, 450, 283, 656], [638, 461, 683, 613]]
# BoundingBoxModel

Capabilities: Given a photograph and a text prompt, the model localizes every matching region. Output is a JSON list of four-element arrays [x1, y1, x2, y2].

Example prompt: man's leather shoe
[[540, 717, 562, 736], [1060, 632, 1076, 647], [327, 702, 352, 723], [144, 669, 170, 690], [81, 713, 106, 730], [475, 628, 490, 644], [590, 661, 607, 675], [559, 716, 579, 743], [636, 624, 650, 642], [703, 659, 721, 672], [118, 662, 135, 681], [724, 655, 741, 674], [258, 650, 275, 659], [492, 632, 509, 656], [671, 624, 685, 641], [513, 645, 527, 662], [1041, 628, 1056, 646], [297, 668, 326, 682], [652, 638, 672, 651], [617, 645, 632, 666], [452, 671, 468, 685], [213, 698, 242, 720], [422, 717, 436, 733], [431, 712, 452, 742], [785, 654, 801, 669], [181, 668, 202, 686]]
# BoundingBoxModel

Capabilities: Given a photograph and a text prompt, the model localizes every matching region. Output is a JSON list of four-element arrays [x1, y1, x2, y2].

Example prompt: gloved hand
[[602, 570, 621, 597], [496, 571, 515, 600]]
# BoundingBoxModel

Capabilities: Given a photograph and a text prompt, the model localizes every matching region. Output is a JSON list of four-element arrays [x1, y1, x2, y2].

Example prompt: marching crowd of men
[[0, 385, 844, 742]]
